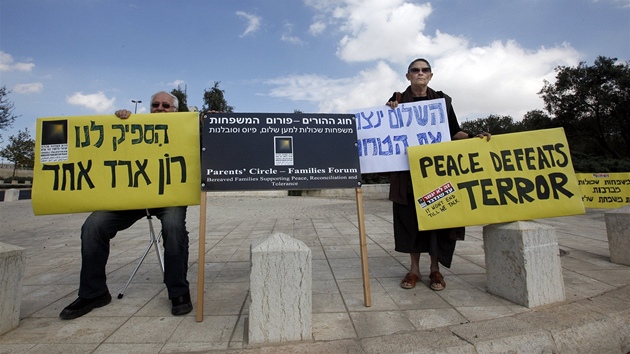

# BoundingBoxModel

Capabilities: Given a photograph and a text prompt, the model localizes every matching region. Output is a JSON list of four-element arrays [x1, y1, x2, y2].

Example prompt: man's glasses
[[409, 67, 431, 74], [151, 102, 172, 109]]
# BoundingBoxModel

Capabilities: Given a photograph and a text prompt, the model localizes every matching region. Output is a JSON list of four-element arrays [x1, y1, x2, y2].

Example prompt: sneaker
[[59, 292, 112, 320], [171, 292, 192, 316]]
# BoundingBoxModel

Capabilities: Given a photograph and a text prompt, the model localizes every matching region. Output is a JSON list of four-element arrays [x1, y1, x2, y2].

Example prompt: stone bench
[[604, 205, 630, 266], [0, 242, 25, 335], [483, 221, 565, 308]]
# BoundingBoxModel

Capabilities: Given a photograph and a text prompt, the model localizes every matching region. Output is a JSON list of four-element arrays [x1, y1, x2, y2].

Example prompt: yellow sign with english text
[[408, 128, 585, 230], [32, 112, 201, 215]]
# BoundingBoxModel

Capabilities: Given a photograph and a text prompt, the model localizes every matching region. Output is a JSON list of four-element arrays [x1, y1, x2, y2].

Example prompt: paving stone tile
[[350, 310, 414, 338], [312, 312, 356, 340], [405, 308, 468, 330]]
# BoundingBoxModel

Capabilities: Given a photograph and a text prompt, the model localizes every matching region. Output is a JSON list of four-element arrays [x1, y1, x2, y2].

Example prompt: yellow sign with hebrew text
[[408, 128, 585, 230], [576, 172, 630, 208], [32, 112, 201, 215]]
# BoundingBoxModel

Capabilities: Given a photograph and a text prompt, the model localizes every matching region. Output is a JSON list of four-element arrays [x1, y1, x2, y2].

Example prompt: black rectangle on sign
[[201, 113, 361, 191]]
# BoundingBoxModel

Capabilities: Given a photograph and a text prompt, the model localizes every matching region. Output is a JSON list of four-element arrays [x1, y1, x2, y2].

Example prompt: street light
[[131, 99, 142, 113]]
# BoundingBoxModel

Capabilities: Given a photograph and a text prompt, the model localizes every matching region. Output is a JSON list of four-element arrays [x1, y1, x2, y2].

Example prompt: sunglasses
[[151, 102, 172, 109], [409, 67, 431, 74]]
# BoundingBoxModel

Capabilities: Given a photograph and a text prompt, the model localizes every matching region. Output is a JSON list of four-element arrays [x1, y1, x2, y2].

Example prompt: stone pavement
[[0, 195, 629, 353]]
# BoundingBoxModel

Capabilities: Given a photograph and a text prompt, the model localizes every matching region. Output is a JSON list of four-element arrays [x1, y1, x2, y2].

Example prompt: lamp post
[[131, 99, 142, 113]]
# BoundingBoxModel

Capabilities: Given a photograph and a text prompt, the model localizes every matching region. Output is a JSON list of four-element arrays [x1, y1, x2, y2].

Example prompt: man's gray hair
[[151, 91, 179, 110]]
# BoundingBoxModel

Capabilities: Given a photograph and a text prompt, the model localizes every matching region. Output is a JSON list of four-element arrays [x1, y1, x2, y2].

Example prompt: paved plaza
[[0, 195, 629, 353]]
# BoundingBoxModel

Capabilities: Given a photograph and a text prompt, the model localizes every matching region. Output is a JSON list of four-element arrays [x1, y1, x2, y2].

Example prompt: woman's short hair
[[407, 58, 432, 73]]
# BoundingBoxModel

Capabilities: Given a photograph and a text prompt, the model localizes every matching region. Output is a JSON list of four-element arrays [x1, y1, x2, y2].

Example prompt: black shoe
[[171, 292, 192, 316], [59, 292, 112, 320]]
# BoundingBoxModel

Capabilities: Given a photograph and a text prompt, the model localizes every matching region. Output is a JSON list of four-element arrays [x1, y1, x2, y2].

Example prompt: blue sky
[[1, 0, 629, 149]]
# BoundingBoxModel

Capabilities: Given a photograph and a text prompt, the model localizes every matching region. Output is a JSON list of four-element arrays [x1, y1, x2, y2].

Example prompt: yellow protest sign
[[576, 172, 630, 208], [32, 112, 201, 215], [408, 128, 585, 230]]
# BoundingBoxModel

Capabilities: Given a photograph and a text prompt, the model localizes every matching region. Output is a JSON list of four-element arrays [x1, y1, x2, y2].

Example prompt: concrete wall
[[303, 184, 389, 200], [0, 166, 32, 179], [206, 184, 390, 200]]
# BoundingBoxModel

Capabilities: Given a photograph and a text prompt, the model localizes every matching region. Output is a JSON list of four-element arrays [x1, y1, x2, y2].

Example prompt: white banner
[[351, 98, 451, 173]]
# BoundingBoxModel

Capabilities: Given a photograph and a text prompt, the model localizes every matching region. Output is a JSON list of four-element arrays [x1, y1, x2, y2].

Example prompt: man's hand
[[115, 109, 132, 119]]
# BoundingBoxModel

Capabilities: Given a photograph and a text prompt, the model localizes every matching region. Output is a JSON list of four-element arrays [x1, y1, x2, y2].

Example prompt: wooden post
[[355, 188, 371, 307], [196, 191, 207, 322]]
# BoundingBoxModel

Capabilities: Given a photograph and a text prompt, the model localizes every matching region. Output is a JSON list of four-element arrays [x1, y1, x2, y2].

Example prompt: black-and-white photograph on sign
[[201, 112, 361, 191]]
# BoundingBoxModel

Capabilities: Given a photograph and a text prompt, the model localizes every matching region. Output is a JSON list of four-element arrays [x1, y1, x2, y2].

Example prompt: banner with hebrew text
[[576, 172, 630, 208], [32, 112, 201, 215], [352, 99, 451, 173], [201, 112, 361, 191], [408, 128, 585, 230]]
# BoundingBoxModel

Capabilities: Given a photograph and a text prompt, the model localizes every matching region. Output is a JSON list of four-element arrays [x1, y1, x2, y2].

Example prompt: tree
[[539, 56, 630, 159], [201, 81, 234, 112], [0, 86, 20, 142], [517, 109, 557, 132], [0, 128, 35, 178], [461, 114, 517, 135], [171, 85, 189, 112]]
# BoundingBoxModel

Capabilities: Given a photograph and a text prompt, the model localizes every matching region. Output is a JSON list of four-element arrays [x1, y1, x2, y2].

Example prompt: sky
[[1, 0, 629, 150]]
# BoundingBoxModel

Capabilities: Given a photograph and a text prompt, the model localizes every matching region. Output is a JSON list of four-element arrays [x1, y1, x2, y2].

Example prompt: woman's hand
[[453, 131, 492, 141], [386, 101, 399, 109], [475, 132, 491, 141]]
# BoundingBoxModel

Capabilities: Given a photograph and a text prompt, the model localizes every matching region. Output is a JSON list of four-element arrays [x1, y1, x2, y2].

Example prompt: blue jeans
[[79, 206, 189, 299]]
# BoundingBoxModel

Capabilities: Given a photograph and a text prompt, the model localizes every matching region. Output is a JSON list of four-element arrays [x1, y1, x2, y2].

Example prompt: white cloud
[[281, 34, 305, 45], [266, 61, 403, 112], [67, 92, 116, 113], [433, 41, 580, 120], [14, 82, 43, 94], [309, 21, 326, 36], [335, 1, 447, 64], [236, 11, 261, 37], [0, 51, 35, 72], [595, 0, 630, 8], [281, 23, 305, 45], [169, 79, 185, 87], [265, 0, 583, 121]]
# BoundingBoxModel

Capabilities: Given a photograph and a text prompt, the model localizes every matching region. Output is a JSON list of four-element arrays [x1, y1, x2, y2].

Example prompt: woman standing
[[385, 58, 490, 291]]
